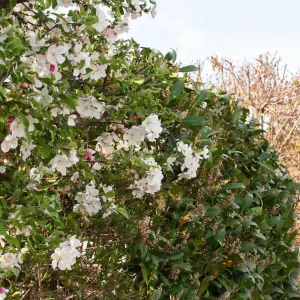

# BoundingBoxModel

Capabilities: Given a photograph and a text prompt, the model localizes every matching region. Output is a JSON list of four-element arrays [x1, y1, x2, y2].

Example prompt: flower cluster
[[73, 182, 102, 216], [120, 114, 163, 149], [177, 142, 209, 180], [76, 95, 107, 119], [129, 157, 164, 198], [50, 149, 79, 176], [1, 116, 37, 156], [51, 236, 81, 270]]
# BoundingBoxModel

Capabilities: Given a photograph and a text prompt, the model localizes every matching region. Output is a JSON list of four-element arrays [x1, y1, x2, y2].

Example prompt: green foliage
[[0, 1, 298, 299]]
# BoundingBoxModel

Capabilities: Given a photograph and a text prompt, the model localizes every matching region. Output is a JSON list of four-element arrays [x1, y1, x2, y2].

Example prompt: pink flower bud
[[21, 82, 29, 89], [7, 117, 14, 124], [49, 64, 56, 72]]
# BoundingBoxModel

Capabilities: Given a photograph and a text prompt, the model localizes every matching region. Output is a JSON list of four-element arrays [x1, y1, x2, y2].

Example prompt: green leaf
[[165, 49, 177, 63], [199, 279, 209, 295], [205, 207, 221, 217], [256, 161, 276, 174], [142, 265, 149, 285], [170, 79, 185, 99], [152, 290, 162, 300], [9, 0, 17, 7], [52, 0, 58, 8], [117, 207, 129, 219], [44, 0, 52, 8], [171, 261, 192, 272], [233, 266, 249, 272], [196, 90, 208, 104], [60, 95, 77, 110], [179, 65, 198, 72], [235, 193, 253, 211], [251, 231, 266, 241], [223, 182, 245, 190], [106, 190, 115, 198], [182, 116, 206, 127], [233, 105, 243, 124]]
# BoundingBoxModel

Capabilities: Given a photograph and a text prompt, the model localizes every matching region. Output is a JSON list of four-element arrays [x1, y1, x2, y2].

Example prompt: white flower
[[10, 118, 25, 138], [95, 132, 119, 155], [68, 149, 79, 164], [71, 172, 80, 183], [166, 157, 176, 172], [1, 135, 18, 153], [27, 115, 38, 132], [59, 0, 73, 8], [46, 44, 70, 66], [177, 141, 193, 157], [50, 27, 62, 39], [73, 183, 102, 216], [92, 163, 102, 171], [0, 253, 22, 270], [51, 236, 81, 270], [16, 225, 32, 237], [93, 5, 109, 32], [199, 146, 209, 159], [90, 64, 108, 80], [142, 114, 162, 142], [67, 114, 77, 126], [36, 87, 53, 106], [76, 95, 106, 119], [129, 157, 163, 198], [0, 166, 5, 174], [20, 140, 36, 160], [123, 126, 146, 147], [50, 154, 73, 176], [176, 142, 209, 180]]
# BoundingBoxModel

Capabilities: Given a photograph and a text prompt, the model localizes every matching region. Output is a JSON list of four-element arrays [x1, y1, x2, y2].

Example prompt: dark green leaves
[[165, 49, 177, 63], [170, 79, 185, 100], [182, 116, 206, 127], [179, 65, 198, 72], [223, 182, 245, 190], [9, 0, 17, 8]]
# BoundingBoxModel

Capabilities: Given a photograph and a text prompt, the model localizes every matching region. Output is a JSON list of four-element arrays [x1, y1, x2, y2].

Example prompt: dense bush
[[0, 0, 299, 299]]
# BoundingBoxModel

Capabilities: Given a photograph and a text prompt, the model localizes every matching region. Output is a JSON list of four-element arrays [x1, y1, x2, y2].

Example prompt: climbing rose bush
[[0, 0, 299, 299]]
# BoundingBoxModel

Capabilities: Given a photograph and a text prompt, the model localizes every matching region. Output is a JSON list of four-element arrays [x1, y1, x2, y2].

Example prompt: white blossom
[[142, 114, 162, 142], [67, 114, 77, 126], [0, 253, 22, 270], [20, 140, 36, 160], [73, 183, 102, 216], [129, 157, 163, 198], [10, 118, 25, 138], [50, 154, 73, 176], [1, 135, 18, 153], [123, 125, 146, 148], [51, 236, 81, 270]]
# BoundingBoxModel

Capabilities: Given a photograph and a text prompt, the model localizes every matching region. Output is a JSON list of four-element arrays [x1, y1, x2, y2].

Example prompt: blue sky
[[128, 0, 300, 73]]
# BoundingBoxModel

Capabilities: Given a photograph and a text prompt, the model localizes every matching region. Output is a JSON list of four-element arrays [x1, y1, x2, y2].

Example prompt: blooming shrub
[[0, 0, 299, 299]]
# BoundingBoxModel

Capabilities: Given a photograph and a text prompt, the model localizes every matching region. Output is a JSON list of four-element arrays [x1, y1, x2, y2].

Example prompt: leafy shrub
[[0, 0, 298, 299]]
